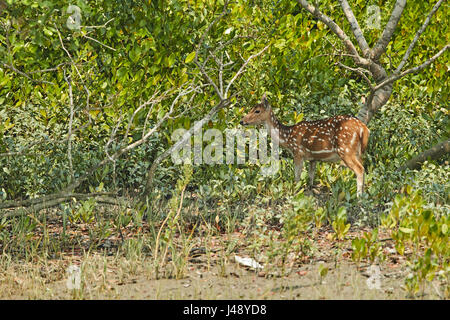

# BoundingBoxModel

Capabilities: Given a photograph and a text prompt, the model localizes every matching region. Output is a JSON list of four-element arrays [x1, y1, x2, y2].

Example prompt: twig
[[395, 0, 445, 73], [336, 61, 373, 88], [194, 0, 230, 99], [224, 44, 270, 98], [83, 18, 115, 29], [374, 44, 449, 92], [55, 24, 91, 112], [1, 63, 55, 85], [83, 34, 116, 51]]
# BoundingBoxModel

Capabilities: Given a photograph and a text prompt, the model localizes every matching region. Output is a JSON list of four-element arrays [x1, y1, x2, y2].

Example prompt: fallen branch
[[398, 138, 450, 171], [0, 192, 116, 210]]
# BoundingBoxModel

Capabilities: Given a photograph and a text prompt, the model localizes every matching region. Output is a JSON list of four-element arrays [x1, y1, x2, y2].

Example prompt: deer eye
[[255, 110, 260, 114]]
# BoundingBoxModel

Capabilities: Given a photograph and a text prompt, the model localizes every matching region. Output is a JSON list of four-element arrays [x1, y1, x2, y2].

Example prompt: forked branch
[[371, 0, 406, 60], [338, 0, 370, 56], [296, 0, 369, 66]]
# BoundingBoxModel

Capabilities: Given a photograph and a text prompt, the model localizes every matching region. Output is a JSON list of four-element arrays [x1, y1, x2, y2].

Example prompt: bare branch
[[373, 44, 449, 92], [371, 0, 406, 60], [28, 62, 69, 74], [194, 59, 223, 100], [193, 1, 230, 99], [336, 61, 373, 88], [58, 87, 184, 193], [83, 34, 116, 51], [395, 0, 445, 73], [143, 98, 233, 196], [83, 18, 115, 29], [296, 0, 369, 66], [1, 62, 55, 85], [338, 0, 370, 56], [224, 44, 270, 98], [202, 36, 251, 66], [194, 0, 229, 63], [55, 25, 91, 118]]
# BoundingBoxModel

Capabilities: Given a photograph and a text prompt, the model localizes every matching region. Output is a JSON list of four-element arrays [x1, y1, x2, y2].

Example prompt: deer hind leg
[[308, 161, 317, 187], [342, 155, 364, 196]]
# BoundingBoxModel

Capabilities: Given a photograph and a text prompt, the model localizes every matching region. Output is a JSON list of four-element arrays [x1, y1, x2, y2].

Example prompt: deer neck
[[264, 109, 290, 146]]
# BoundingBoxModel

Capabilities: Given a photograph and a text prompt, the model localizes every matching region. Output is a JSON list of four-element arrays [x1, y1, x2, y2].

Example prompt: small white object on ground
[[234, 255, 263, 270]]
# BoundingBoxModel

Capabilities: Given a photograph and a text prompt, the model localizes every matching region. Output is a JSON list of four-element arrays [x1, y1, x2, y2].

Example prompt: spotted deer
[[240, 94, 370, 196]]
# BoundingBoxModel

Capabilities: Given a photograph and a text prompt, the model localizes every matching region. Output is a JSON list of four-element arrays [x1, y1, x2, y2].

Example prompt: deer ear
[[261, 93, 269, 109], [261, 93, 267, 102]]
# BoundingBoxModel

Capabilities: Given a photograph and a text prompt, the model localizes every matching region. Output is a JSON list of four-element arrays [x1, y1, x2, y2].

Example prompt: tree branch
[[1, 62, 55, 85], [373, 44, 449, 92], [338, 0, 370, 56], [336, 61, 373, 88], [395, 0, 445, 73], [193, 0, 230, 99], [143, 98, 232, 197], [66, 84, 197, 194], [296, 0, 369, 66], [371, 0, 406, 61], [224, 44, 270, 98]]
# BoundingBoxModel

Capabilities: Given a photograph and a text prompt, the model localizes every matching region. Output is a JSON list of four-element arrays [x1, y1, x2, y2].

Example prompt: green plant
[[77, 198, 97, 224], [313, 207, 326, 232], [351, 228, 384, 266], [331, 207, 350, 241], [381, 188, 449, 298], [278, 192, 315, 273], [318, 262, 329, 284], [153, 164, 192, 279]]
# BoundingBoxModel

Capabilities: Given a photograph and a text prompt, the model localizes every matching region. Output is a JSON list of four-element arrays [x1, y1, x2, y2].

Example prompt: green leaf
[[185, 51, 196, 64], [441, 224, 448, 235], [399, 227, 414, 234]]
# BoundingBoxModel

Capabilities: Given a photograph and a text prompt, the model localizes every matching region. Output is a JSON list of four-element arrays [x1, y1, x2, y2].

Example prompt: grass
[[0, 161, 448, 299]]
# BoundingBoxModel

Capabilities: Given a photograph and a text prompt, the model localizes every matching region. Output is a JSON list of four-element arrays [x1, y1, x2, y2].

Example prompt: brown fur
[[241, 95, 370, 196]]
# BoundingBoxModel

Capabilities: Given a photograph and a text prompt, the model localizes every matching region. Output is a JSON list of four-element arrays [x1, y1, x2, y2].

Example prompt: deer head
[[240, 94, 271, 126]]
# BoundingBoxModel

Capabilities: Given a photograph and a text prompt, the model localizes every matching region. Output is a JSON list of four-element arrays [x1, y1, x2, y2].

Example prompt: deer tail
[[360, 125, 370, 155]]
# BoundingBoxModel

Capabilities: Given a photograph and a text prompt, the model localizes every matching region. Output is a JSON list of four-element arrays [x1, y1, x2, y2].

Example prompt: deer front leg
[[294, 157, 303, 183], [308, 161, 317, 187]]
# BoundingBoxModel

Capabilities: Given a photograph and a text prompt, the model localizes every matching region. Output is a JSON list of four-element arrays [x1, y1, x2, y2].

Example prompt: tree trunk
[[357, 62, 392, 124], [398, 138, 450, 171]]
